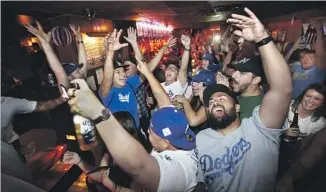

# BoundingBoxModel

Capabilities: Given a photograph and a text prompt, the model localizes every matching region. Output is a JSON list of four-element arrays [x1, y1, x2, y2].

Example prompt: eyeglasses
[[166, 67, 178, 72]]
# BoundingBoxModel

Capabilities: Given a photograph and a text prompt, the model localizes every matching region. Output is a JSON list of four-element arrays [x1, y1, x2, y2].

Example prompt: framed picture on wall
[[277, 31, 287, 42]]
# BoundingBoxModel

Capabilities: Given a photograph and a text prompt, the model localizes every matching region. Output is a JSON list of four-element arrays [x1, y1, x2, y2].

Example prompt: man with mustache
[[228, 56, 266, 120], [195, 8, 292, 192]]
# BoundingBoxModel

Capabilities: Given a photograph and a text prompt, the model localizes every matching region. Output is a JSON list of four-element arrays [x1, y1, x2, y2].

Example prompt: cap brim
[[190, 75, 201, 82], [203, 84, 237, 107]]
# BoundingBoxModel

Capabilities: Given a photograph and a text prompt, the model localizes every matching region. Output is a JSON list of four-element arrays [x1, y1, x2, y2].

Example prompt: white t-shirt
[[287, 103, 326, 135], [1, 97, 37, 143], [161, 80, 192, 100], [151, 149, 198, 192]]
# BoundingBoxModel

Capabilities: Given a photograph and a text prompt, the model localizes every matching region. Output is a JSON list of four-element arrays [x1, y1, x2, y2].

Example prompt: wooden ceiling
[[2, 1, 326, 29]]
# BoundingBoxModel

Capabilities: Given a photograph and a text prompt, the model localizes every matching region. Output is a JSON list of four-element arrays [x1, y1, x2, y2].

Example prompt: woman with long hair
[[285, 83, 326, 138], [279, 83, 326, 179]]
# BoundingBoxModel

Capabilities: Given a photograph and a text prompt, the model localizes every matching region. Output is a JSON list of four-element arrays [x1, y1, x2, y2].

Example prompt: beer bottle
[[287, 111, 300, 143], [73, 114, 98, 151]]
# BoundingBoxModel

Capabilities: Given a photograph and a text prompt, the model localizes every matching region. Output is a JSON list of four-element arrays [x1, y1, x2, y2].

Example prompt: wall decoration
[[82, 33, 106, 70]]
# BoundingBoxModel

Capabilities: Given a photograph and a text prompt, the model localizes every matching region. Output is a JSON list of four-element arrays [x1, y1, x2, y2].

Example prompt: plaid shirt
[[136, 84, 149, 118]]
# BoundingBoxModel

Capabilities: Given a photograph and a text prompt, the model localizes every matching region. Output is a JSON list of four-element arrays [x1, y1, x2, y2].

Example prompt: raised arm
[[284, 37, 300, 63], [174, 95, 207, 126], [228, 8, 292, 128], [34, 97, 67, 112], [123, 27, 144, 61], [25, 21, 69, 89], [178, 35, 191, 85], [99, 29, 128, 97], [67, 79, 160, 192], [136, 57, 172, 108], [63, 151, 96, 173], [147, 37, 177, 71], [70, 24, 88, 77], [222, 42, 239, 75], [311, 20, 326, 70]]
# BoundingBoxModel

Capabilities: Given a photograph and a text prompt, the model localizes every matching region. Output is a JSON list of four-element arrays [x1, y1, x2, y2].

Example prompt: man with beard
[[228, 56, 266, 120], [195, 8, 292, 192]]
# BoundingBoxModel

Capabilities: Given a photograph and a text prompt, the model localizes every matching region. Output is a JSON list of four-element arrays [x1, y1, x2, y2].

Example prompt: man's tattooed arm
[[34, 97, 66, 112]]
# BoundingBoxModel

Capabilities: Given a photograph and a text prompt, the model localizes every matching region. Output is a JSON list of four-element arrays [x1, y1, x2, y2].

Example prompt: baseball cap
[[113, 61, 129, 70], [123, 57, 137, 66], [202, 54, 214, 62], [203, 84, 238, 107], [151, 107, 196, 150], [191, 70, 216, 86], [62, 63, 83, 75], [227, 56, 266, 83]]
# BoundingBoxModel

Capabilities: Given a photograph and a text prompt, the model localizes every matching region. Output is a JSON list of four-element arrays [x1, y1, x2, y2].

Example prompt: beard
[[207, 105, 237, 130]]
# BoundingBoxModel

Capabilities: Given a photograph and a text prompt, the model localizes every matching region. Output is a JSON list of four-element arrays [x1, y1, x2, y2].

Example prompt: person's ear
[[162, 139, 171, 149], [252, 76, 261, 85], [235, 104, 240, 113]]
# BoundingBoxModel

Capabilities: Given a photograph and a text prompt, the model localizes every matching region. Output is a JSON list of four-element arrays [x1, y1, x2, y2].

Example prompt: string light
[[136, 20, 173, 38]]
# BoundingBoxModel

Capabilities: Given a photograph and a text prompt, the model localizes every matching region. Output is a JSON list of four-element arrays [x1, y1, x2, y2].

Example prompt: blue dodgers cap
[[201, 54, 214, 62], [192, 70, 216, 86], [62, 63, 83, 75], [151, 107, 196, 150]]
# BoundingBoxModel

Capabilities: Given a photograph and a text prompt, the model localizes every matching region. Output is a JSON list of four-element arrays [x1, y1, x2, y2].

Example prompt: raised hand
[[67, 79, 105, 120], [63, 151, 81, 165], [207, 45, 213, 53], [25, 21, 51, 44], [123, 27, 137, 44], [135, 56, 151, 76], [181, 35, 191, 49], [69, 24, 82, 40], [166, 36, 177, 48], [227, 8, 268, 43], [311, 19, 323, 30], [105, 29, 128, 52], [173, 95, 187, 104], [292, 37, 301, 50]]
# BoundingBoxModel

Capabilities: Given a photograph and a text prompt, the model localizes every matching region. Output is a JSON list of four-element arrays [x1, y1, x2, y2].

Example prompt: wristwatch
[[256, 36, 273, 48], [93, 108, 112, 124]]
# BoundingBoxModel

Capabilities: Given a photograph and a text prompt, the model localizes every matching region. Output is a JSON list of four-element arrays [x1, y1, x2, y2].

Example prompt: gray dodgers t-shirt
[[196, 106, 285, 192]]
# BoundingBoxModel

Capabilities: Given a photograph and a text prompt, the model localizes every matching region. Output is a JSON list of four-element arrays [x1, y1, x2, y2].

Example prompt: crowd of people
[[2, 7, 326, 192]]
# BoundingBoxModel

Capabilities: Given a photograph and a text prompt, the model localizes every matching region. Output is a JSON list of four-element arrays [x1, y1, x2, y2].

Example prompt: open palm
[[123, 27, 137, 44], [227, 8, 268, 43], [166, 36, 177, 48], [106, 29, 128, 52], [25, 21, 51, 44], [69, 24, 82, 39], [181, 35, 191, 48]]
